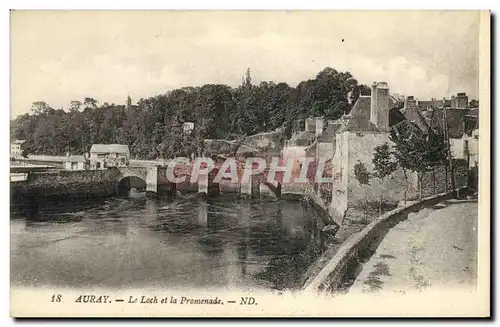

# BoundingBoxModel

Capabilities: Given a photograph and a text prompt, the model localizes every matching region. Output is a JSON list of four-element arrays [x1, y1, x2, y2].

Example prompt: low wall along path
[[302, 187, 470, 294]]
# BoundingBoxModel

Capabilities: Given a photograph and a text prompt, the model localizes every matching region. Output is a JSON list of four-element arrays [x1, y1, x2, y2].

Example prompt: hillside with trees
[[10, 67, 370, 160]]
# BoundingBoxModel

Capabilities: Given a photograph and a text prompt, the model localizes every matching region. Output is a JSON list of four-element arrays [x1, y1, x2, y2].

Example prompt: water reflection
[[11, 193, 322, 290]]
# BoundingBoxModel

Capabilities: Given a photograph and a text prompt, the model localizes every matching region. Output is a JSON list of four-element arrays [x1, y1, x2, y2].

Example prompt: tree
[[296, 67, 360, 120], [30, 101, 52, 115], [423, 130, 448, 194], [83, 97, 99, 110], [353, 161, 371, 220], [372, 143, 398, 215], [11, 66, 366, 160], [243, 67, 252, 88], [126, 96, 132, 109], [69, 100, 82, 113], [390, 121, 448, 201], [390, 122, 423, 203]]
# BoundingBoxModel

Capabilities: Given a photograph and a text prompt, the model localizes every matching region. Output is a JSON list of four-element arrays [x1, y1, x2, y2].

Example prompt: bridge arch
[[118, 176, 147, 191], [118, 167, 148, 181], [118, 166, 177, 196], [118, 176, 147, 195]]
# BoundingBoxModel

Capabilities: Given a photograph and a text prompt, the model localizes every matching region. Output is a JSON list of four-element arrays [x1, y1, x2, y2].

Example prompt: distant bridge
[[12, 156, 285, 198]]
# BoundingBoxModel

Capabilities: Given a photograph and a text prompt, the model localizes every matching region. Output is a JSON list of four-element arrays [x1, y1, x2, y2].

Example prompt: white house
[[89, 144, 130, 169], [10, 140, 26, 159], [64, 155, 88, 171], [182, 122, 195, 134], [450, 129, 479, 168], [469, 129, 479, 167]]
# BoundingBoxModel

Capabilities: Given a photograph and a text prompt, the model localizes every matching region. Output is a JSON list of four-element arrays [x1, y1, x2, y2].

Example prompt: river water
[[11, 193, 323, 291]]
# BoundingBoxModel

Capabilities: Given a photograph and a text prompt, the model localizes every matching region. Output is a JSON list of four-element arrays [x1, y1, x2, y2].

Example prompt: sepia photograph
[[9, 10, 490, 317]]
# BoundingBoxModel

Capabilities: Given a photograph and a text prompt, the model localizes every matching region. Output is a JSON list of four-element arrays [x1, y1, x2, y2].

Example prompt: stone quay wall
[[10, 168, 122, 205]]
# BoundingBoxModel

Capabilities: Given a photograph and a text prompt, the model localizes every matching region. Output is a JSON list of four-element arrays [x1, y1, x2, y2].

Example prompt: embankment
[[302, 187, 469, 294], [10, 169, 122, 207]]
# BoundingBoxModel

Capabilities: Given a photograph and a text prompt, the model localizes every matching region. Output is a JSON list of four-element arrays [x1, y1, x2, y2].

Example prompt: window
[[96, 162, 101, 169]]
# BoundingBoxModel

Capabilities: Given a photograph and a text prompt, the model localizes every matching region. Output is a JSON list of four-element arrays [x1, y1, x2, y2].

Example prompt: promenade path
[[349, 199, 478, 294]]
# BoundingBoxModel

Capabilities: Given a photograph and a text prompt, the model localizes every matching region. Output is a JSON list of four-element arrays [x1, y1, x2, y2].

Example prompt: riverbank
[[300, 205, 385, 289], [10, 170, 124, 221], [11, 194, 322, 291]]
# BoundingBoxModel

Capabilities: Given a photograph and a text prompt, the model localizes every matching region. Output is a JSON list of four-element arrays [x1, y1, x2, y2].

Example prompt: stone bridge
[[12, 158, 285, 199], [117, 166, 173, 195], [117, 165, 282, 198]]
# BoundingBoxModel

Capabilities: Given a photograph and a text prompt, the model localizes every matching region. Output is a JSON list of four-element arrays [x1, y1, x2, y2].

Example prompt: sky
[[10, 10, 481, 118]]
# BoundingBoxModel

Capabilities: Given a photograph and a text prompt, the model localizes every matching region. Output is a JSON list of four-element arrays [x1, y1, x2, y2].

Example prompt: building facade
[[450, 128, 479, 168], [182, 122, 195, 135], [328, 82, 420, 224], [64, 155, 89, 171], [10, 140, 26, 159], [89, 144, 130, 169]]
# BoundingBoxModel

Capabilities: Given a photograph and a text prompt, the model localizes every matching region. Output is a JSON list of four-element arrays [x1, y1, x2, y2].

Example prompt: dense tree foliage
[[390, 122, 448, 201], [11, 67, 368, 159]]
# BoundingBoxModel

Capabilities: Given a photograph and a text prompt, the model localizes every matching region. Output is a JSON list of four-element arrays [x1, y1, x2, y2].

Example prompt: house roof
[[90, 144, 130, 154], [391, 119, 427, 139], [66, 155, 87, 162], [317, 123, 342, 142], [344, 96, 378, 132], [465, 112, 479, 135], [402, 105, 431, 134], [389, 107, 407, 127], [417, 100, 439, 111], [343, 94, 434, 134], [428, 108, 467, 138], [286, 130, 316, 147], [12, 140, 26, 144], [442, 99, 452, 107], [295, 131, 316, 141], [467, 108, 479, 118]]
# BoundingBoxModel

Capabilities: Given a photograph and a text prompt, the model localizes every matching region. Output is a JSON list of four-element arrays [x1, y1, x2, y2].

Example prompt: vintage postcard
[[9, 10, 490, 317]]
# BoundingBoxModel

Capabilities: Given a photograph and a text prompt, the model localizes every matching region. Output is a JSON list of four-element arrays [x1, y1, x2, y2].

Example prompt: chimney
[[315, 118, 324, 137], [404, 95, 417, 110], [457, 92, 468, 109], [451, 95, 457, 109], [370, 82, 378, 122], [305, 118, 315, 133], [370, 82, 390, 131]]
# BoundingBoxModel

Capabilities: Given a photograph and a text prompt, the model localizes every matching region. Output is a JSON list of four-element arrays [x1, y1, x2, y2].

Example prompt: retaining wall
[[10, 168, 122, 204], [302, 187, 469, 293], [421, 159, 469, 198]]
